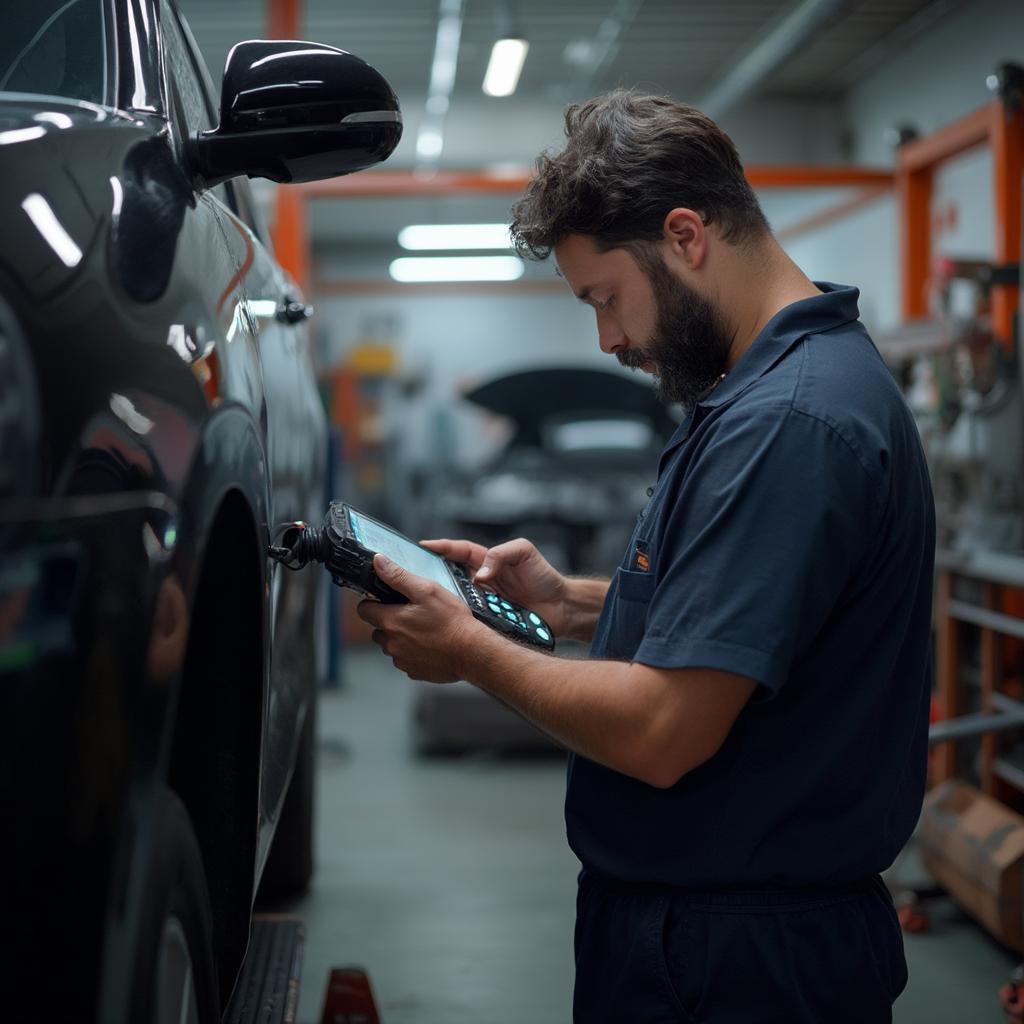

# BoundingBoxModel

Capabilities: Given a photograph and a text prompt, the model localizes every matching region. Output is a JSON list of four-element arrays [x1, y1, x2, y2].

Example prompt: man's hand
[[420, 537, 574, 636], [356, 554, 487, 683]]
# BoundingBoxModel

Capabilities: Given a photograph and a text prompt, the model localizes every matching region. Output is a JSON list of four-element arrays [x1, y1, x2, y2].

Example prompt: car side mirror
[[192, 39, 402, 189]]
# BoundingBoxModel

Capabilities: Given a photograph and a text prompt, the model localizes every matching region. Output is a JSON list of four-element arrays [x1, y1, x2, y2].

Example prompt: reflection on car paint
[[21, 192, 84, 267], [109, 176, 123, 217], [109, 394, 155, 435]]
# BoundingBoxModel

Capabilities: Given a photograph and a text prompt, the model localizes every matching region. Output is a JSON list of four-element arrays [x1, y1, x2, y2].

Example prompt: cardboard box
[[919, 779, 1024, 950]]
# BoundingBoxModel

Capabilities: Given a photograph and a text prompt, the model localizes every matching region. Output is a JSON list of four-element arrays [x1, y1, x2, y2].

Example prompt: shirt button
[[646, 486, 654, 497]]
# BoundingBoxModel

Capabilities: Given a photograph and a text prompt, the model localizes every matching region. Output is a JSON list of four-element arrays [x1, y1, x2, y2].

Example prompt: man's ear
[[662, 208, 707, 270]]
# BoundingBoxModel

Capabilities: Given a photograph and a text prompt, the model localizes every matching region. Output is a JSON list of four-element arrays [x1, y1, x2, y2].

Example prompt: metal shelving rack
[[932, 550, 1024, 800]]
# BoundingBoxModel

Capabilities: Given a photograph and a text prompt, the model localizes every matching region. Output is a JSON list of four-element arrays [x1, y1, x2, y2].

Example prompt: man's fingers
[[374, 553, 430, 600], [371, 629, 388, 652], [475, 537, 536, 582], [357, 599, 384, 626], [420, 538, 488, 569]]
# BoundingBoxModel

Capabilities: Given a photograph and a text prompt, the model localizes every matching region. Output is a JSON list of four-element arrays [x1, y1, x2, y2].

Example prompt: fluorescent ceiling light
[[21, 193, 82, 267], [429, 14, 462, 95], [483, 38, 529, 96], [390, 256, 524, 283], [399, 223, 512, 250], [416, 129, 444, 160]]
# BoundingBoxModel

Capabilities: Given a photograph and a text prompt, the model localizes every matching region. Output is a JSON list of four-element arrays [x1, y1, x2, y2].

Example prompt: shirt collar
[[698, 281, 861, 412], [655, 282, 861, 475]]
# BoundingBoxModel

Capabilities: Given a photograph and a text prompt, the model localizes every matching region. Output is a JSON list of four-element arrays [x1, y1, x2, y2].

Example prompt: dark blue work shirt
[[566, 283, 935, 890]]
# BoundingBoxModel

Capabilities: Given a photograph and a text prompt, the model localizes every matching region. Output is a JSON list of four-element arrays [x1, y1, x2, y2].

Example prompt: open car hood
[[461, 367, 678, 445]]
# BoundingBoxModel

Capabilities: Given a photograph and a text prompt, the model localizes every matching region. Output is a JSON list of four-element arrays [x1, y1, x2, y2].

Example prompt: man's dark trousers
[[573, 871, 908, 1023]]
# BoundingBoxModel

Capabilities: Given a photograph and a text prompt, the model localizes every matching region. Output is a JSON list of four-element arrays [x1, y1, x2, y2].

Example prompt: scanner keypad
[[452, 566, 553, 648]]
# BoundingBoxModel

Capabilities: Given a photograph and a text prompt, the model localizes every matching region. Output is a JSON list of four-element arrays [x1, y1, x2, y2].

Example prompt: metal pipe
[[699, 0, 854, 119], [929, 709, 1024, 745]]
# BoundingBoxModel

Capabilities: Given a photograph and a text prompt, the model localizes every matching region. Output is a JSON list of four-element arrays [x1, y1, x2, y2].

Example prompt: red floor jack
[[224, 916, 384, 1024], [999, 965, 1024, 1022]]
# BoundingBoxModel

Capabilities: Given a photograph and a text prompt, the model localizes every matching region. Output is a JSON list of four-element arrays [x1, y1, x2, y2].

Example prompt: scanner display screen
[[347, 509, 461, 598]]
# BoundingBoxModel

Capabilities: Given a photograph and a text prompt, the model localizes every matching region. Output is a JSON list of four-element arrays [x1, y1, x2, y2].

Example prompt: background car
[[430, 366, 678, 575], [0, 2, 401, 1020]]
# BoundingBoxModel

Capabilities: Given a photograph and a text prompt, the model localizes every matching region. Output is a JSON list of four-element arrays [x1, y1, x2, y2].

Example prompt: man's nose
[[596, 311, 626, 354]]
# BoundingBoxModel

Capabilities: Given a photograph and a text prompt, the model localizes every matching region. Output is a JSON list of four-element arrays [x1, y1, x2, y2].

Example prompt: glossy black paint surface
[[0, 1, 397, 1019], [195, 39, 402, 186]]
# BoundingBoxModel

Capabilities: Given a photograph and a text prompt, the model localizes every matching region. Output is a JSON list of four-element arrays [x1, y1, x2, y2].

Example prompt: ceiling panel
[[178, 0, 966, 104]]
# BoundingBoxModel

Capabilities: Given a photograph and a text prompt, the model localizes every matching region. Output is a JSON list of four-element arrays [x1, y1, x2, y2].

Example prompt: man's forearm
[[563, 576, 611, 642], [458, 623, 665, 784]]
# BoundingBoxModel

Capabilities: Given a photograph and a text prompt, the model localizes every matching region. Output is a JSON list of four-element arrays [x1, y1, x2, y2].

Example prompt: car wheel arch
[[167, 486, 265, 1010]]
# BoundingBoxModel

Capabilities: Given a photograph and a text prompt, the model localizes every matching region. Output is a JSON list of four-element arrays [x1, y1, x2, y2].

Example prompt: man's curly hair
[[510, 90, 768, 261]]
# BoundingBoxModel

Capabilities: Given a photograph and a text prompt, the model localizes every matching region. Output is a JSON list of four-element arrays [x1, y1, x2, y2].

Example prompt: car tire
[[259, 700, 316, 898], [130, 787, 219, 1024]]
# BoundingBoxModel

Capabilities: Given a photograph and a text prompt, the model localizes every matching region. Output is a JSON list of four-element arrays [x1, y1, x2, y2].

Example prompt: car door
[[158, 0, 325, 856]]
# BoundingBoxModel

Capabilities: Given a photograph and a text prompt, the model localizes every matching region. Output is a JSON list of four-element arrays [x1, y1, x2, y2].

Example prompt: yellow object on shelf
[[347, 344, 397, 376]]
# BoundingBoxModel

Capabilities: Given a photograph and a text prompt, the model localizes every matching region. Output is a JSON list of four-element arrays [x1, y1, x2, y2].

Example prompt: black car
[[0, 2, 401, 1020]]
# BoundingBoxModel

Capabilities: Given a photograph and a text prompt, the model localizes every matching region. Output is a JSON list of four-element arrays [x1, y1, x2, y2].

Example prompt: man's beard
[[616, 258, 733, 409]]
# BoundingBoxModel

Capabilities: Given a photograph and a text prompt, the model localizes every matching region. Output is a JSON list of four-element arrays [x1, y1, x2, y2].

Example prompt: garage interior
[[10, 0, 1024, 1019], [168, 0, 1024, 1020]]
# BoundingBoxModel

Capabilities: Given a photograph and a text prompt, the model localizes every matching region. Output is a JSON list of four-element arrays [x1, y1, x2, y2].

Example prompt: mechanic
[[357, 91, 935, 1023]]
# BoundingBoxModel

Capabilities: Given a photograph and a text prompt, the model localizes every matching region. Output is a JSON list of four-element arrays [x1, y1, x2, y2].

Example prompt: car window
[[160, 2, 272, 243], [158, 0, 239, 206], [159, 0, 214, 135], [0, 0, 107, 105]]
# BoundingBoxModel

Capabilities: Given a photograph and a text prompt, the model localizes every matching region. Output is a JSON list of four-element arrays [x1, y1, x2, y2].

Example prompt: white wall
[[785, 195, 900, 333], [845, 0, 1024, 166], [317, 289, 634, 468], [384, 95, 847, 171]]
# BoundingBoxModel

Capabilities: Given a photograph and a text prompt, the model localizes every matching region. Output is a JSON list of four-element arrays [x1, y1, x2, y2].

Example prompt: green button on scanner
[[536, 627, 550, 641], [528, 612, 541, 625]]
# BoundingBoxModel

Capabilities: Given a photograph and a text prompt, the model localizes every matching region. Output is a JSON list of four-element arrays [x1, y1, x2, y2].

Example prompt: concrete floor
[[278, 647, 1020, 1023]]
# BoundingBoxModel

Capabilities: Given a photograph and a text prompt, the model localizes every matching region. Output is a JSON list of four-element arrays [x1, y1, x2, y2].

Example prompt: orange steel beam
[[991, 100, 1024, 349], [896, 104, 994, 324], [897, 98, 1023, 342], [274, 186, 310, 294], [300, 165, 894, 199], [899, 105, 992, 174], [267, 0, 308, 292], [745, 166, 893, 189], [268, 0, 300, 39], [898, 164, 933, 321]]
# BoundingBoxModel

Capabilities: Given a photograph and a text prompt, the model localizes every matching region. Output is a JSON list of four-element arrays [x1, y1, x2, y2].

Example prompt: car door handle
[[276, 299, 314, 325]]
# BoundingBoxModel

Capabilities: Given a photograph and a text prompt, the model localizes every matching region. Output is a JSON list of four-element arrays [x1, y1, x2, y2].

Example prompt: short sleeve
[[634, 403, 881, 698]]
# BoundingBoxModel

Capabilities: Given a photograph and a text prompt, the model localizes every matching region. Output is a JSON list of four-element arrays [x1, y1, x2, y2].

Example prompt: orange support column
[[272, 185, 310, 295], [991, 99, 1024, 351], [267, 0, 309, 295], [268, 0, 300, 40], [897, 163, 933, 322]]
